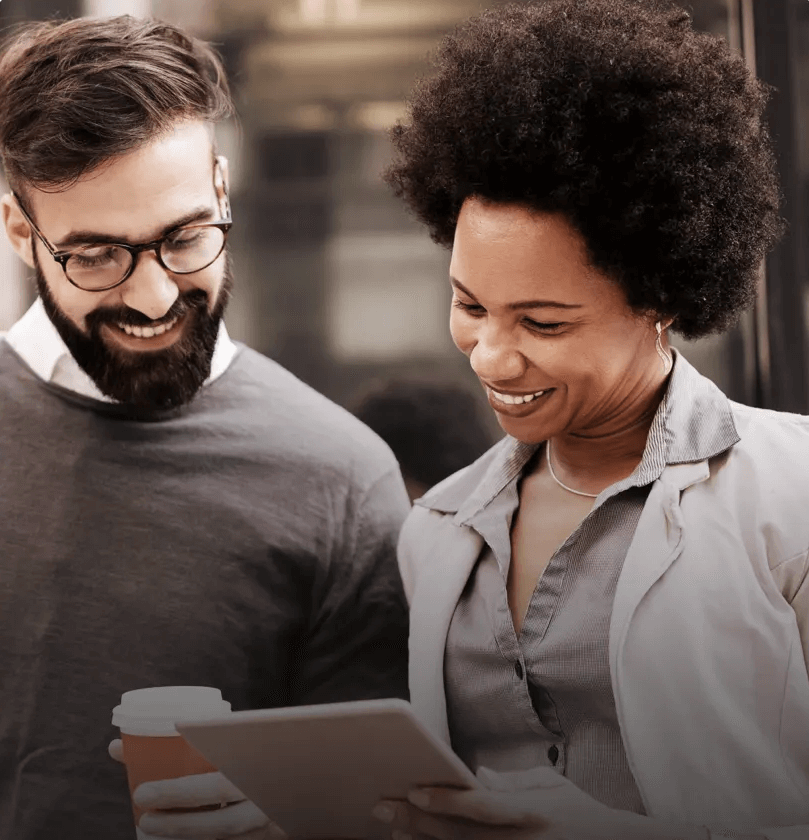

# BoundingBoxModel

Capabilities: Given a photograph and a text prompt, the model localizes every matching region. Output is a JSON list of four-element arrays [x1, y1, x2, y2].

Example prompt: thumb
[[108, 739, 125, 764]]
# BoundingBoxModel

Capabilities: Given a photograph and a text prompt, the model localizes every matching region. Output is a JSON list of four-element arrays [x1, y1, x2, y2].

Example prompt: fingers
[[374, 801, 460, 840], [138, 798, 271, 839], [134, 771, 246, 811], [373, 800, 546, 840], [108, 739, 124, 763], [405, 788, 546, 828], [231, 826, 287, 840]]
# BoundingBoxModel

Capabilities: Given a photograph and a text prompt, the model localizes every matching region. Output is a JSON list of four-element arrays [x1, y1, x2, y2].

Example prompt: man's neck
[[4, 297, 238, 402]]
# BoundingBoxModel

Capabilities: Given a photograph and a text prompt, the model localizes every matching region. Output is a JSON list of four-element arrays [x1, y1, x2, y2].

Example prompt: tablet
[[176, 698, 479, 839]]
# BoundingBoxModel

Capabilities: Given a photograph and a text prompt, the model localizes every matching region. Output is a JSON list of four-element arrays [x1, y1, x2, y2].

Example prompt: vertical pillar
[[752, 0, 809, 412]]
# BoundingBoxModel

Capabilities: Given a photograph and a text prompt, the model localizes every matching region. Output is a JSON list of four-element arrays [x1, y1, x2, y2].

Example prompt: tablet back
[[176, 698, 478, 839]]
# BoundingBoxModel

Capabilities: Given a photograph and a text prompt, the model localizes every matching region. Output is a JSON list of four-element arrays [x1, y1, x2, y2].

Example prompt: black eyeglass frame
[[12, 177, 232, 293]]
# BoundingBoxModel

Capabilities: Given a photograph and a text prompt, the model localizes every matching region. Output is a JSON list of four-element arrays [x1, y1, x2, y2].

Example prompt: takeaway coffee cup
[[112, 686, 232, 826]]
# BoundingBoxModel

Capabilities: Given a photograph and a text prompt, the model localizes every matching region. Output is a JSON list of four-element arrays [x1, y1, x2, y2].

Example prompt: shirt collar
[[4, 297, 237, 402], [417, 348, 741, 524]]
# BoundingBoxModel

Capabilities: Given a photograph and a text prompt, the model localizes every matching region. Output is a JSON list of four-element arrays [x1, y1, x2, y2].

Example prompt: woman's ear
[[1, 193, 35, 269]]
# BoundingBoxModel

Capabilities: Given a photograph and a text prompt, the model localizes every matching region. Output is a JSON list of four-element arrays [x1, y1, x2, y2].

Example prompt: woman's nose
[[468, 327, 527, 383]]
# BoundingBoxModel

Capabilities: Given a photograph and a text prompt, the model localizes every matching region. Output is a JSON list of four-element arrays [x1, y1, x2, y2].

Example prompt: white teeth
[[489, 388, 548, 405], [117, 317, 178, 338]]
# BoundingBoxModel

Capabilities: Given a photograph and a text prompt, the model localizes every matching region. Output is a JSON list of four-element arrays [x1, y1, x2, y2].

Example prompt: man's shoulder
[[214, 345, 401, 482]]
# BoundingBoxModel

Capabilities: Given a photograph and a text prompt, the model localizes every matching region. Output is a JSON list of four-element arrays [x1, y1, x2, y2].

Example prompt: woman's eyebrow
[[450, 276, 583, 310], [54, 206, 215, 250]]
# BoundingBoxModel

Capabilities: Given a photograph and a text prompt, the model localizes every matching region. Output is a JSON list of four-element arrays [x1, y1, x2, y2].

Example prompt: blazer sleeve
[[770, 547, 809, 672], [397, 505, 431, 605], [755, 550, 809, 840]]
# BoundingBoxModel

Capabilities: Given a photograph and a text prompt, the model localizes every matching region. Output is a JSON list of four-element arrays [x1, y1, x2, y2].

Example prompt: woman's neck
[[547, 372, 670, 490]]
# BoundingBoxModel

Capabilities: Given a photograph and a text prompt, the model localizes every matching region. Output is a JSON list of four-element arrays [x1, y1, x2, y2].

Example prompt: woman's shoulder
[[396, 437, 514, 594], [726, 400, 809, 464], [695, 402, 809, 559]]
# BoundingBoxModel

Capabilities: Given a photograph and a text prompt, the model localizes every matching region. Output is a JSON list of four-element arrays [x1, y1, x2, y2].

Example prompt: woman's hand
[[372, 767, 704, 840]]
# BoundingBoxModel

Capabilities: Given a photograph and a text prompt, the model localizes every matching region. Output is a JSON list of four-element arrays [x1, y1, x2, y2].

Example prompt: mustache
[[85, 288, 210, 331]]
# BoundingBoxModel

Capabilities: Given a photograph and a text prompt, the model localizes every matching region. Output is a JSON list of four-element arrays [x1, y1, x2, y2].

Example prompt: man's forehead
[[27, 121, 217, 237]]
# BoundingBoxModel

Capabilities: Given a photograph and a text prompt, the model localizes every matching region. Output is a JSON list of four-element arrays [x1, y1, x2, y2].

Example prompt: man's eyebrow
[[450, 277, 584, 310], [54, 206, 216, 250]]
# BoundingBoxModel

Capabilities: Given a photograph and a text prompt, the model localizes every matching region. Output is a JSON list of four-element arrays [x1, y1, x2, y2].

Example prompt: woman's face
[[450, 197, 665, 445]]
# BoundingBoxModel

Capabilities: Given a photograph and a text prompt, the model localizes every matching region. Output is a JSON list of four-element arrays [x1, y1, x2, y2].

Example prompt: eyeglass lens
[[65, 226, 226, 290]]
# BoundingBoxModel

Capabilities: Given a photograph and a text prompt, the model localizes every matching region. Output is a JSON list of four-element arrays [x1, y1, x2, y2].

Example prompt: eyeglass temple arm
[[11, 192, 58, 257]]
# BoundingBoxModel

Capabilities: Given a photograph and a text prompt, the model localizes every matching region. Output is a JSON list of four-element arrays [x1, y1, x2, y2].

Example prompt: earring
[[655, 321, 673, 375]]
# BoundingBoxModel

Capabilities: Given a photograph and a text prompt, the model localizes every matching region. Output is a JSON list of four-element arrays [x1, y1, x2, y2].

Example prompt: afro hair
[[385, 0, 785, 339]]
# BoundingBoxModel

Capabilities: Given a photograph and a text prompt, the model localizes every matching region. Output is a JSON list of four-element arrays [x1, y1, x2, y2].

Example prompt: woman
[[372, 2, 809, 839]]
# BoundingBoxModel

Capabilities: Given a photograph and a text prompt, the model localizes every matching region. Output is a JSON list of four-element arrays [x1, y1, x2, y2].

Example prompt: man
[[0, 16, 409, 840]]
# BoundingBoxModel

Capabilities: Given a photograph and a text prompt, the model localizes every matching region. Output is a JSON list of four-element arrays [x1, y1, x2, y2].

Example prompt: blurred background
[[1, 0, 807, 432]]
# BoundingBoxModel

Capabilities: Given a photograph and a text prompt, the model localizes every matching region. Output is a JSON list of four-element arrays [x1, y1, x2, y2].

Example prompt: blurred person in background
[[352, 378, 498, 502], [370, 1, 809, 839], [0, 16, 409, 840]]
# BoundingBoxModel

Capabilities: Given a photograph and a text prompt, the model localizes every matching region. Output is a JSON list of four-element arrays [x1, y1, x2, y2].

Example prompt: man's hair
[[0, 15, 234, 195], [385, 0, 785, 339]]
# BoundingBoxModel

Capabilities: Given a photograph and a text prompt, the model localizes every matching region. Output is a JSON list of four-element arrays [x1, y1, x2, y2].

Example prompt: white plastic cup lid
[[112, 686, 231, 736]]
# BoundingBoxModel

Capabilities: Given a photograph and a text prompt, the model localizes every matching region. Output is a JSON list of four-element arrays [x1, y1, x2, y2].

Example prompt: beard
[[35, 250, 233, 413]]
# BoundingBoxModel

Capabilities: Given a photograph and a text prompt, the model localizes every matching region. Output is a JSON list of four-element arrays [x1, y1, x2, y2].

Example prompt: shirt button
[[548, 745, 559, 765], [514, 661, 524, 679]]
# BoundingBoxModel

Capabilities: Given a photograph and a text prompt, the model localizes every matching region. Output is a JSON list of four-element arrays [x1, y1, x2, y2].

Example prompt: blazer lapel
[[610, 461, 709, 667], [408, 522, 483, 744]]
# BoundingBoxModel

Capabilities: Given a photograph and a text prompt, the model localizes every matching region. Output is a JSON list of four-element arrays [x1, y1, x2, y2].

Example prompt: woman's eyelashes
[[452, 298, 485, 316], [452, 299, 565, 333]]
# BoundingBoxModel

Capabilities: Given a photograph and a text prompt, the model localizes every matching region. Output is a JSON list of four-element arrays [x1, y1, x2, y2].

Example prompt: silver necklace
[[545, 440, 599, 498]]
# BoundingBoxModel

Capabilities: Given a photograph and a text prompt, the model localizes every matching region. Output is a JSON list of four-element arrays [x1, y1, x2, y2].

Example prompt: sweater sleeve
[[290, 465, 411, 705]]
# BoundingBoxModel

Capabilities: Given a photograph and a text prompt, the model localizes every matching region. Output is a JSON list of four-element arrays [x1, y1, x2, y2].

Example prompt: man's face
[[5, 120, 231, 411]]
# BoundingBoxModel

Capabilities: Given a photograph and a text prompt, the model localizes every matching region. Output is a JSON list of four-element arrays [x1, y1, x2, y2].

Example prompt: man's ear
[[1, 193, 35, 269], [214, 156, 230, 218]]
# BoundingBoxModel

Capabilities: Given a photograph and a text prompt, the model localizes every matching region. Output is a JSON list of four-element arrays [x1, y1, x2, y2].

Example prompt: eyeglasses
[[13, 175, 232, 293]]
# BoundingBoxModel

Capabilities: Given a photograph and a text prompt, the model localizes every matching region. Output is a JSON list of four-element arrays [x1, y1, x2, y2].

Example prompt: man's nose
[[120, 253, 179, 320]]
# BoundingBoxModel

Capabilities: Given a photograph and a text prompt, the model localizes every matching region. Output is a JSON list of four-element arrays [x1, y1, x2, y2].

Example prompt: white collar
[[4, 297, 238, 402]]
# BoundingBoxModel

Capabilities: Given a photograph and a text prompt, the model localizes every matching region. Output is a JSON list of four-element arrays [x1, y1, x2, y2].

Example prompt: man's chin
[[33, 253, 233, 412], [93, 338, 215, 410]]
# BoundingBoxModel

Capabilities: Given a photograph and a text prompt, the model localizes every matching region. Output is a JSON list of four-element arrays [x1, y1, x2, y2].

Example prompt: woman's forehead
[[451, 201, 614, 304]]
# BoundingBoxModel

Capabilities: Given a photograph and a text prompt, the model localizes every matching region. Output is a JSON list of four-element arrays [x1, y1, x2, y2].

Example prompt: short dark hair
[[0, 16, 233, 195], [353, 379, 497, 488], [385, 0, 785, 339]]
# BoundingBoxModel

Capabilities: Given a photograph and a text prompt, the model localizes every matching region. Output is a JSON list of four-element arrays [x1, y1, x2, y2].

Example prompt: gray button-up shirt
[[443, 351, 738, 814]]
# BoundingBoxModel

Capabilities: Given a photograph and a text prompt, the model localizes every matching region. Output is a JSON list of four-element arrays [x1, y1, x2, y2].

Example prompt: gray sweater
[[0, 339, 410, 840]]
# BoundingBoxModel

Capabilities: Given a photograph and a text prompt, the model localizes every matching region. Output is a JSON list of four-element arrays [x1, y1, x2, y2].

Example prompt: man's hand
[[109, 738, 283, 840]]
